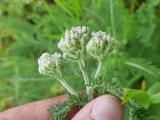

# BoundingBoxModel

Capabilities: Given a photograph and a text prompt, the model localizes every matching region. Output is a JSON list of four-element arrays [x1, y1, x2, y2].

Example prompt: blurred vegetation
[[0, 0, 160, 118]]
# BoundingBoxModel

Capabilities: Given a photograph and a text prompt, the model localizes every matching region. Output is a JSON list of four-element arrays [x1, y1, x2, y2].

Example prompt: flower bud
[[38, 52, 62, 75], [86, 31, 114, 59], [58, 26, 91, 59]]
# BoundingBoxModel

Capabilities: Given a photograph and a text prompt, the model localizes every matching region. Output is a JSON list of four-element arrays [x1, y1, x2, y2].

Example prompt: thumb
[[72, 95, 123, 120]]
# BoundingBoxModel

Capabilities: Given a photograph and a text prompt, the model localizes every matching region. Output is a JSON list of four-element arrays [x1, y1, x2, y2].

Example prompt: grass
[[0, 1, 160, 119]]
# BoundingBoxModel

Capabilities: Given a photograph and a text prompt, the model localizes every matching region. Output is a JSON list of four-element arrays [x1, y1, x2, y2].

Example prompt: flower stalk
[[57, 70, 78, 96], [77, 59, 89, 85], [95, 58, 103, 79], [77, 58, 93, 101], [58, 79, 78, 96]]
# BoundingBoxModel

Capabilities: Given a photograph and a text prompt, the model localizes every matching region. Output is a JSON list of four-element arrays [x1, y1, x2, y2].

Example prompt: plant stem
[[109, 0, 116, 39], [14, 66, 20, 105], [95, 58, 103, 79], [55, 67, 78, 96], [78, 59, 93, 101], [78, 60, 89, 85], [58, 79, 78, 96]]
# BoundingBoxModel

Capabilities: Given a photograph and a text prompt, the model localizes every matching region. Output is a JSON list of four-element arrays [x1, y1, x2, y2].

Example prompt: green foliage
[[0, 0, 160, 119], [94, 73, 123, 98], [148, 83, 160, 95], [49, 77, 124, 120], [150, 93, 160, 104], [123, 88, 151, 108], [126, 104, 153, 120], [49, 94, 88, 120], [125, 58, 160, 83], [134, 0, 160, 47]]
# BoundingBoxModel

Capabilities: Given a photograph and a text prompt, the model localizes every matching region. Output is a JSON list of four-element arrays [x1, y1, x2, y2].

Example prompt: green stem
[[58, 79, 78, 96], [109, 0, 116, 39], [95, 58, 103, 79], [14, 66, 20, 105], [56, 70, 78, 96], [78, 59, 93, 101], [78, 60, 89, 85], [87, 86, 94, 101]]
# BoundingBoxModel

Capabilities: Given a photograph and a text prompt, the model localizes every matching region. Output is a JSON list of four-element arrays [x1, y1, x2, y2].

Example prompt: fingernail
[[91, 95, 123, 120]]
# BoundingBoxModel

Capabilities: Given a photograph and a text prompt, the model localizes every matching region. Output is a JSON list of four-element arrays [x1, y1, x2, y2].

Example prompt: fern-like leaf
[[125, 58, 160, 80], [48, 94, 88, 120]]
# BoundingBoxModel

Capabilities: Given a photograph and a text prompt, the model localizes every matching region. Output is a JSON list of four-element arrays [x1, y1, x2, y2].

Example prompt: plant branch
[[95, 58, 103, 79], [77, 58, 93, 101], [55, 70, 78, 96], [109, 0, 116, 39], [58, 79, 78, 96], [78, 60, 89, 85]]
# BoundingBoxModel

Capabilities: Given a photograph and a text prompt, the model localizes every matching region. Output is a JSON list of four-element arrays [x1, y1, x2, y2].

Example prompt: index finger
[[0, 95, 68, 120]]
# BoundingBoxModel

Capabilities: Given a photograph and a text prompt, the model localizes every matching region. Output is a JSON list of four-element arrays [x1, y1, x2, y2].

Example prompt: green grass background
[[0, 0, 160, 114]]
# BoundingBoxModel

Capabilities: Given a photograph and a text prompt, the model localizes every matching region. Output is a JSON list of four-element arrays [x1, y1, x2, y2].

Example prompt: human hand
[[0, 95, 123, 120]]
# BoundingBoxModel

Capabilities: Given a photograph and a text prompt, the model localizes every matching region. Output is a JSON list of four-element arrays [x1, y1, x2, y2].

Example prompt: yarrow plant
[[38, 26, 114, 101], [38, 26, 153, 120]]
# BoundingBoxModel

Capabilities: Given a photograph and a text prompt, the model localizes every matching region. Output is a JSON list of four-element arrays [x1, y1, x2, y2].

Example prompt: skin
[[0, 94, 123, 120]]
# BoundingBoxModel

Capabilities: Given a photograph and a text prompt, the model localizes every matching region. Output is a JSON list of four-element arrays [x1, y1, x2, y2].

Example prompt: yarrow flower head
[[38, 52, 62, 75], [86, 31, 114, 59], [58, 26, 91, 59]]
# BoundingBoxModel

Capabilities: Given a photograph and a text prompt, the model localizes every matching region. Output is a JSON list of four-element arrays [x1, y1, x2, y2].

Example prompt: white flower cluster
[[37, 26, 115, 98], [38, 52, 62, 75], [86, 31, 113, 59], [58, 26, 91, 58], [38, 26, 114, 75]]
